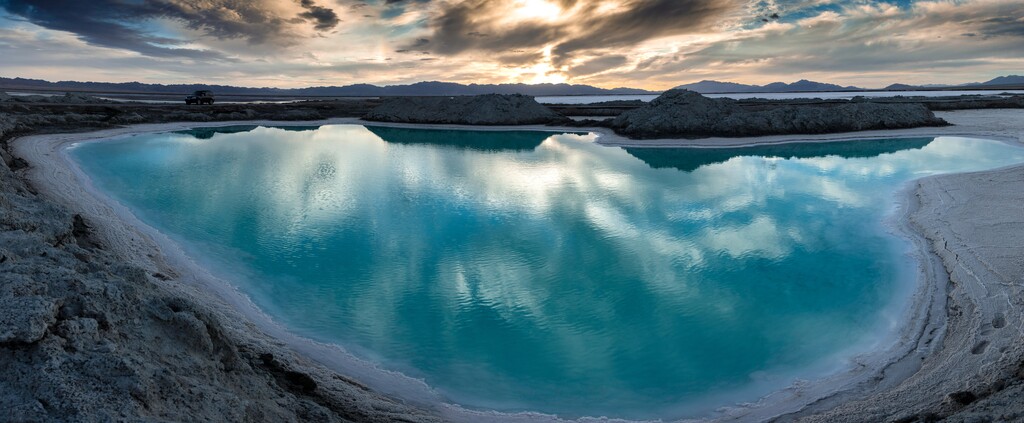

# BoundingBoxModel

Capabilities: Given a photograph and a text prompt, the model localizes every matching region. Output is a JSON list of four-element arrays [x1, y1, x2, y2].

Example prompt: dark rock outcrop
[[363, 94, 566, 125], [610, 89, 948, 139]]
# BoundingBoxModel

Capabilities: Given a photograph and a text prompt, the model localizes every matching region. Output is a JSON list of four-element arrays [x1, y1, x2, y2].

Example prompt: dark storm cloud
[[0, 0, 340, 58], [0, 0, 226, 58], [976, 16, 1024, 38], [298, 0, 341, 31], [406, 0, 737, 65]]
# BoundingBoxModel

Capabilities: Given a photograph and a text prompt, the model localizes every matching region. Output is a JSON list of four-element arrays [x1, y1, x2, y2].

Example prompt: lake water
[[537, 90, 1024, 104], [70, 127, 1024, 420]]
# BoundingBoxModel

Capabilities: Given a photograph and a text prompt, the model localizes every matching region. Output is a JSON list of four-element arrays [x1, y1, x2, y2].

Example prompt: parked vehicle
[[185, 90, 215, 105]]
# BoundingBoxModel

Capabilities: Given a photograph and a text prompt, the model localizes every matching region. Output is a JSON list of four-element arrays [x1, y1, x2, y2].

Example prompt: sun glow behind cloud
[[509, 0, 564, 22], [521, 47, 568, 84]]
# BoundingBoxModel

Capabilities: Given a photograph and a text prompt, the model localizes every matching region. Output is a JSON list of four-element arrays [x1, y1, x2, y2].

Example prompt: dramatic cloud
[[405, 0, 740, 67], [0, 0, 341, 58], [548, 0, 739, 64], [0, 0, 1022, 89], [583, 0, 1024, 87]]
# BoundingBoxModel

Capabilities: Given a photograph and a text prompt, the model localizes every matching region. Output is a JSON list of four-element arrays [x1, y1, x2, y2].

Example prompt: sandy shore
[[8, 109, 1024, 422]]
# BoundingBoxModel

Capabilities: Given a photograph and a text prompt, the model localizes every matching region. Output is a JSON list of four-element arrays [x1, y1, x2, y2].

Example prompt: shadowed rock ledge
[[610, 89, 949, 139]]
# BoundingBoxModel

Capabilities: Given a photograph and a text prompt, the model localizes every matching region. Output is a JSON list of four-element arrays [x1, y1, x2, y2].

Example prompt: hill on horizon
[[681, 75, 1024, 93], [976, 75, 1024, 86], [885, 75, 1024, 90], [675, 79, 862, 94]]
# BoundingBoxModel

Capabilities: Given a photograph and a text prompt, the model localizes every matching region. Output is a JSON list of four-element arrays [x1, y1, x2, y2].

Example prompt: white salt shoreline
[[11, 109, 1024, 422]]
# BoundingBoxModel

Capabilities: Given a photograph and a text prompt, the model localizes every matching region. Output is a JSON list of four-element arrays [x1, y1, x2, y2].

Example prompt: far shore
[[9, 108, 1024, 422]]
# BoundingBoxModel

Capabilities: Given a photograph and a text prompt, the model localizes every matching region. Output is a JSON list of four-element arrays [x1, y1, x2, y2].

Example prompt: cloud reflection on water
[[74, 127, 1024, 419]]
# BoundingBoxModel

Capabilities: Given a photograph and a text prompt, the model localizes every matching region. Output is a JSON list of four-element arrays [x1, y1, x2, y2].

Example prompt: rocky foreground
[[609, 89, 948, 139]]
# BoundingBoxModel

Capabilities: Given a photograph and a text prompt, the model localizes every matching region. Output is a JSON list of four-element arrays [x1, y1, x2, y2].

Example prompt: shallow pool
[[70, 126, 1024, 419]]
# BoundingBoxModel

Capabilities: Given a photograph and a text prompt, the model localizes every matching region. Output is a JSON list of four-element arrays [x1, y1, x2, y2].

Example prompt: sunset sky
[[0, 0, 1022, 90]]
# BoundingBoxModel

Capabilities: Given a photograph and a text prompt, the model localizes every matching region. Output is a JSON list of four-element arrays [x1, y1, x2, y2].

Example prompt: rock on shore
[[363, 94, 566, 125], [610, 89, 948, 139]]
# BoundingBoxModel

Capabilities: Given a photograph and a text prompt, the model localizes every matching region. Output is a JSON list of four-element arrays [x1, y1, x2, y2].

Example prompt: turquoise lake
[[70, 126, 1024, 419]]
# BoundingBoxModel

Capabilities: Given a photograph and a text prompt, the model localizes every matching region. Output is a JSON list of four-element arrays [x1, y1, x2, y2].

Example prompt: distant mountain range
[[678, 75, 1024, 94], [675, 79, 862, 93], [885, 75, 1024, 90], [0, 77, 655, 97], [3, 74, 1022, 98]]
